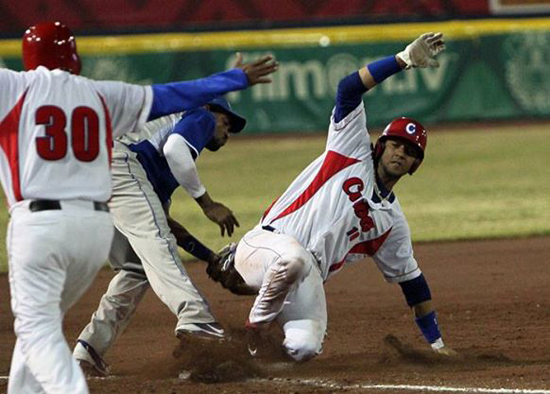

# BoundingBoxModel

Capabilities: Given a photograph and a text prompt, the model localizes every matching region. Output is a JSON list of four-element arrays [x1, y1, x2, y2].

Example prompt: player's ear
[[408, 158, 421, 175]]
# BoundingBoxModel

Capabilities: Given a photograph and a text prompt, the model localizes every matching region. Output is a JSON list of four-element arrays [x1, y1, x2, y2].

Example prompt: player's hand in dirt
[[245, 320, 271, 358], [432, 345, 458, 357], [233, 52, 279, 85], [196, 192, 240, 237], [396, 32, 445, 69]]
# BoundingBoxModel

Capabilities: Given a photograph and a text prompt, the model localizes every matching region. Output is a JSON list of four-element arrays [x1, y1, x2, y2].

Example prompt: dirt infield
[[1, 236, 549, 394]]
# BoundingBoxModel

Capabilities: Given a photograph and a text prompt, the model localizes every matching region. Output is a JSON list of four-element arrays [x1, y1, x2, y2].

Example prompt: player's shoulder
[[330, 101, 366, 132], [178, 107, 216, 129], [0, 67, 35, 83], [182, 107, 214, 121], [0, 67, 21, 76]]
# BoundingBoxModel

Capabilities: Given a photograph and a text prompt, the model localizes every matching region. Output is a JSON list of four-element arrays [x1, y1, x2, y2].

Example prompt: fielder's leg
[[109, 144, 217, 332], [74, 228, 149, 375]]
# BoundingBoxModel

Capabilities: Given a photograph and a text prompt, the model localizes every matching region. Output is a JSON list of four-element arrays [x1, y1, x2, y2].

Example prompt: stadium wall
[[2, 18, 549, 133]]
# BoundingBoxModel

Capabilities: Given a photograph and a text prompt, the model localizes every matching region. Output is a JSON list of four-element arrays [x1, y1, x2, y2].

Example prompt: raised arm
[[359, 32, 445, 89], [334, 32, 445, 122]]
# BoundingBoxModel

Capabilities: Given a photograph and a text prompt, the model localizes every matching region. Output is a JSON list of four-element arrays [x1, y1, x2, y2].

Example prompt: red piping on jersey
[[98, 94, 113, 166], [0, 90, 28, 202], [269, 150, 360, 224], [328, 228, 392, 273], [262, 195, 280, 221]]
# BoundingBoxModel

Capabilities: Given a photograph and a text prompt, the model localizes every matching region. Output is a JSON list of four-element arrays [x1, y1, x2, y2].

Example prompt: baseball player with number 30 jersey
[[213, 32, 458, 362], [1, 21, 276, 394]]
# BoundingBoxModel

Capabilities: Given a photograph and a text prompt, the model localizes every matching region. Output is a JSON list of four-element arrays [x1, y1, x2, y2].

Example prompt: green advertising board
[[2, 19, 549, 133]]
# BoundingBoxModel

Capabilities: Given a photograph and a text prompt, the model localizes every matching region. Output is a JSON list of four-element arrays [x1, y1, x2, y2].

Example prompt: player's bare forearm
[[164, 206, 219, 264], [166, 216, 190, 244]]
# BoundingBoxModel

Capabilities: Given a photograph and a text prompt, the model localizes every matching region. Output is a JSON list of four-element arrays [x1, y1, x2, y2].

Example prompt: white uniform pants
[[76, 143, 215, 358], [7, 200, 113, 394], [235, 227, 327, 362]]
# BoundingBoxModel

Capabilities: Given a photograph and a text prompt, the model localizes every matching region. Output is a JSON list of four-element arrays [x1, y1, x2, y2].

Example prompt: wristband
[[180, 235, 214, 262], [415, 310, 442, 344], [366, 56, 402, 84]]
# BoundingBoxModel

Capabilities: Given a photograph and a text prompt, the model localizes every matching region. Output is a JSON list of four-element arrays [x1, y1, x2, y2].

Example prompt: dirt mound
[[171, 327, 289, 383]]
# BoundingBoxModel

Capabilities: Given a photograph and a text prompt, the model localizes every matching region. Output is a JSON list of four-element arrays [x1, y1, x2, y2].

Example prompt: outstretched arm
[[334, 32, 445, 122], [148, 54, 278, 121], [399, 274, 457, 356]]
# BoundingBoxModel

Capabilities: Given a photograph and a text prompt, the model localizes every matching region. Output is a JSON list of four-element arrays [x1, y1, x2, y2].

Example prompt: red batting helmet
[[373, 117, 427, 175], [22, 21, 81, 75]]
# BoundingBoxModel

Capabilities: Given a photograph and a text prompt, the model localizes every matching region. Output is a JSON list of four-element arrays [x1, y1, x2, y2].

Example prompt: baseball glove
[[207, 243, 258, 296]]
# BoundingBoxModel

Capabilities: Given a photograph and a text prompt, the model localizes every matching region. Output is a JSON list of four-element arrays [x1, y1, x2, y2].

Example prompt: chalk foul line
[[253, 378, 550, 394], [2, 374, 549, 393]]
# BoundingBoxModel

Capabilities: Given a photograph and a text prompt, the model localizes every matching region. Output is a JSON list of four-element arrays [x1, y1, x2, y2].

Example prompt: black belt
[[29, 200, 109, 213], [262, 225, 276, 232]]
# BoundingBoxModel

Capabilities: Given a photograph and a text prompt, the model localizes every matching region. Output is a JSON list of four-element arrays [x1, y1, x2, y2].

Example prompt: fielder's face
[[206, 112, 230, 151], [379, 138, 420, 178]]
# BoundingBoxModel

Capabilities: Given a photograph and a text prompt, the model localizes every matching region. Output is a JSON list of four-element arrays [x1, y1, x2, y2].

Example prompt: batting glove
[[396, 32, 446, 69]]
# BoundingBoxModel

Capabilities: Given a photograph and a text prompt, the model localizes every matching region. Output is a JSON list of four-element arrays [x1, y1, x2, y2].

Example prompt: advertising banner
[[2, 20, 549, 133]]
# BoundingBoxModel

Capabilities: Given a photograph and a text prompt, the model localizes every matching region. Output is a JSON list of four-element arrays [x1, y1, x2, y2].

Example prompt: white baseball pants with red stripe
[[235, 227, 327, 362]]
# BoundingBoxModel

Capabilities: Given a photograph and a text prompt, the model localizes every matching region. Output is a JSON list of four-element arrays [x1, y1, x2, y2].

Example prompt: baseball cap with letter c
[[374, 117, 427, 175]]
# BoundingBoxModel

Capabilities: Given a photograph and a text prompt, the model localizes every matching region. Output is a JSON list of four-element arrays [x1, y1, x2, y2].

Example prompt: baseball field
[[0, 122, 549, 393]]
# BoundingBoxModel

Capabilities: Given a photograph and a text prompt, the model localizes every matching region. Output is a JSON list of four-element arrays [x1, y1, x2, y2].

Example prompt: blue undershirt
[[130, 108, 216, 204], [334, 57, 402, 123], [334, 71, 368, 123], [148, 69, 248, 121]]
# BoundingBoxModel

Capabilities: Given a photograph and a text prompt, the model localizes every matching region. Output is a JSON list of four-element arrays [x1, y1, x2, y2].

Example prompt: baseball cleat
[[176, 322, 226, 340], [74, 339, 110, 377]]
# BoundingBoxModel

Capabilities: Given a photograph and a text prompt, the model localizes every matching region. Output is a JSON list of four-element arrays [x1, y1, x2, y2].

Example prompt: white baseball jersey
[[0, 66, 152, 206], [117, 112, 183, 146], [261, 102, 420, 283]]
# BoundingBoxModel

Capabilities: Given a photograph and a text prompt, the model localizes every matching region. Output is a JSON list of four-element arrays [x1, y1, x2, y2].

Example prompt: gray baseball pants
[[76, 142, 216, 357]]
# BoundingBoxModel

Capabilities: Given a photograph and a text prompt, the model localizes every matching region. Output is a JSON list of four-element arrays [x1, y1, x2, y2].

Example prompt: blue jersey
[[129, 108, 216, 204]]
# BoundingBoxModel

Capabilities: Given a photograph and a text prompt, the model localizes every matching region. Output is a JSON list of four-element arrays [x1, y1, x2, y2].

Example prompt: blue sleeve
[[334, 71, 368, 123], [399, 274, 432, 307], [172, 109, 216, 159], [148, 69, 248, 121]]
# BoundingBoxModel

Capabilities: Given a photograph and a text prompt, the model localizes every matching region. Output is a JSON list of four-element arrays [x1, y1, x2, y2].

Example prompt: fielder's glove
[[396, 32, 445, 69], [206, 243, 258, 296]]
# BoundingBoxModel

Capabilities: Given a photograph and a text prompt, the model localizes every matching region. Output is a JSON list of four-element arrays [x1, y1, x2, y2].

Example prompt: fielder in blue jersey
[[73, 55, 277, 376]]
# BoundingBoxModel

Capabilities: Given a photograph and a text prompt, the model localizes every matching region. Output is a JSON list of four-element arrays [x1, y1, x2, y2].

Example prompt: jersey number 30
[[35, 105, 100, 162]]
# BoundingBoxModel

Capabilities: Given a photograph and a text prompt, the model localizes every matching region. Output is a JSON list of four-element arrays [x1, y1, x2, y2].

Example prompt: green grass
[[0, 124, 549, 272]]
